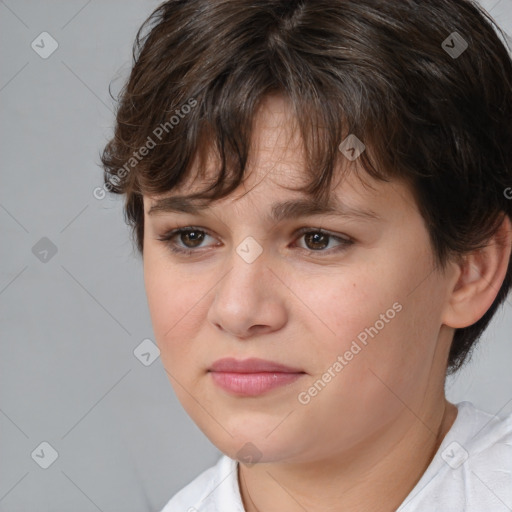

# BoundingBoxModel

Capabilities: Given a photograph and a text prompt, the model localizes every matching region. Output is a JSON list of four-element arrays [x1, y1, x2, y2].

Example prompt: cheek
[[304, 258, 440, 391], [143, 254, 205, 365], [306, 270, 402, 358]]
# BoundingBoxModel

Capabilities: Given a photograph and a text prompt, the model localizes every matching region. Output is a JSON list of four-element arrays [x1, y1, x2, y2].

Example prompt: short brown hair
[[99, 0, 512, 374]]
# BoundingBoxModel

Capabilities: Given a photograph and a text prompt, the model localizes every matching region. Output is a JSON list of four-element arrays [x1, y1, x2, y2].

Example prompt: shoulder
[[159, 454, 243, 512], [398, 401, 512, 512]]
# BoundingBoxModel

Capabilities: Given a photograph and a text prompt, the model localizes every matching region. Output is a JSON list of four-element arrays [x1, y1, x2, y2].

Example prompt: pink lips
[[208, 357, 306, 396]]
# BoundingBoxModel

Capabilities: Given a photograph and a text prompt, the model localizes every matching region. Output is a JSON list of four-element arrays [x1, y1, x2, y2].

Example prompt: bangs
[[106, 1, 407, 207], [133, 78, 395, 207]]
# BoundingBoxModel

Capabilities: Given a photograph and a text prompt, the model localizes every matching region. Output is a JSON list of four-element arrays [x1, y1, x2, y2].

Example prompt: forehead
[[144, 166, 418, 231], [186, 93, 313, 189], [143, 93, 416, 220], [149, 95, 357, 190]]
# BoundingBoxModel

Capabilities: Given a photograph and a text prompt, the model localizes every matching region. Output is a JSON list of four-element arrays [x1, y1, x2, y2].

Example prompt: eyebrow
[[147, 195, 382, 223]]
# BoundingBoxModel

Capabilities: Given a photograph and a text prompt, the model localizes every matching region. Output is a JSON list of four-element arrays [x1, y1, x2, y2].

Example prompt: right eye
[[156, 226, 218, 255]]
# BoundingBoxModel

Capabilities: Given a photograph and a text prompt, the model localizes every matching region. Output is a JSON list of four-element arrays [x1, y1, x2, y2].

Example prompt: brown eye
[[294, 227, 353, 254], [156, 227, 215, 255], [303, 231, 330, 250], [179, 229, 206, 248], [156, 225, 353, 257]]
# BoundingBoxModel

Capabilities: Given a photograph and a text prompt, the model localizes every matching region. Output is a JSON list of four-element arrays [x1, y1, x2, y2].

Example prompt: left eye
[[156, 226, 353, 255], [294, 228, 352, 252]]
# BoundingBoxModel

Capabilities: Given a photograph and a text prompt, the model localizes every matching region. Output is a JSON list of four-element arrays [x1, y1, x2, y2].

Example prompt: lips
[[208, 357, 305, 374], [208, 357, 306, 396]]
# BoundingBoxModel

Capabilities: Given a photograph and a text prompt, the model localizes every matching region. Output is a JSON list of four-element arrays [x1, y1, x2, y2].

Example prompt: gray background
[[1, 1, 511, 511]]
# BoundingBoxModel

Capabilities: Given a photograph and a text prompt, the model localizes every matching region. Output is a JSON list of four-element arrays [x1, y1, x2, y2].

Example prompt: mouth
[[208, 357, 306, 396]]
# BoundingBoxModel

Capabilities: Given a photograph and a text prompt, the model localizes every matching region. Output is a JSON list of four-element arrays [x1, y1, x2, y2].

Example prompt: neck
[[238, 397, 458, 512]]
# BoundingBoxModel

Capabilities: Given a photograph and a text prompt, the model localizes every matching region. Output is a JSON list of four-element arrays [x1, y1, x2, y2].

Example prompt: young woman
[[100, 1, 512, 510]]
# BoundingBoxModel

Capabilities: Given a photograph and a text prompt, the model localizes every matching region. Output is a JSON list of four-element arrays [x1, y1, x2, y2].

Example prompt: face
[[142, 94, 455, 465]]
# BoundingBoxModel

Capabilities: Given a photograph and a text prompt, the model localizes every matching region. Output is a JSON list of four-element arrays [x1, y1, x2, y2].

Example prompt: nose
[[206, 243, 288, 339]]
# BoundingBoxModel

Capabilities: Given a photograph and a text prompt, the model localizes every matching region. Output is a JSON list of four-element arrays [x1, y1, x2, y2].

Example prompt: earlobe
[[441, 214, 512, 329]]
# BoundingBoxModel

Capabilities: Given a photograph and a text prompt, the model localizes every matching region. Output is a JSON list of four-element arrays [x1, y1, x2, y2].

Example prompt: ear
[[441, 214, 512, 329]]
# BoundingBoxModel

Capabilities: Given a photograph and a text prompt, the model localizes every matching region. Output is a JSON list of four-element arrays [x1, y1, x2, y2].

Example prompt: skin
[[142, 94, 512, 512]]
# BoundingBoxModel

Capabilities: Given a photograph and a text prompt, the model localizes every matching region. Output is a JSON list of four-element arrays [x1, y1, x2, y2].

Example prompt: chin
[[215, 431, 303, 466]]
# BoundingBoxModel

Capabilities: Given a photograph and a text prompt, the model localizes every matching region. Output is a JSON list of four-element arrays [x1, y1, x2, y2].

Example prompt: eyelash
[[155, 226, 354, 257]]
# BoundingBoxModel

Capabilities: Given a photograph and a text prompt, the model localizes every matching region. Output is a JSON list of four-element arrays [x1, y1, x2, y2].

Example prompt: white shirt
[[160, 401, 512, 511]]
